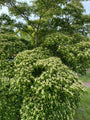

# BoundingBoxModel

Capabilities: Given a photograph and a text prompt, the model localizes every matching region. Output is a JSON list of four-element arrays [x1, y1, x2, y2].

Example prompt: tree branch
[[35, 16, 42, 47]]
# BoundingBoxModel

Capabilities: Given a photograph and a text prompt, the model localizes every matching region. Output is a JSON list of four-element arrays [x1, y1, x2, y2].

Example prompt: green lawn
[[74, 71, 90, 120], [78, 71, 90, 82], [74, 88, 90, 120]]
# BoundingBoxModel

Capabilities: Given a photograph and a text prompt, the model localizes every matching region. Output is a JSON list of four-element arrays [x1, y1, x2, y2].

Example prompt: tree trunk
[[34, 16, 42, 47], [35, 32, 38, 47]]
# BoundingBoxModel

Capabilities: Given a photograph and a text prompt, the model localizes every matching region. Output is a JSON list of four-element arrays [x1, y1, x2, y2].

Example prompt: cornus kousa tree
[[0, 47, 86, 120], [41, 32, 90, 74], [0, 0, 90, 120], [0, 32, 32, 78]]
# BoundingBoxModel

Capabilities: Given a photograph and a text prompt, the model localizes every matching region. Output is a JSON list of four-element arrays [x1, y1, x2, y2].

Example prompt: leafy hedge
[[0, 77, 21, 120], [0, 47, 86, 120], [20, 57, 86, 120], [41, 32, 90, 74], [0, 33, 32, 78]]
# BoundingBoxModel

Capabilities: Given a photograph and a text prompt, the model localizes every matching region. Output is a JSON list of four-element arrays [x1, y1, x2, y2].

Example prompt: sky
[[82, 1, 90, 14], [0, 1, 90, 16]]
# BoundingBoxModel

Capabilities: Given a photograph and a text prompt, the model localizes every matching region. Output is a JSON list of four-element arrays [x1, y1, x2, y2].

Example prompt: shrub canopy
[[0, 33, 32, 78], [41, 32, 90, 74], [0, 48, 85, 120]]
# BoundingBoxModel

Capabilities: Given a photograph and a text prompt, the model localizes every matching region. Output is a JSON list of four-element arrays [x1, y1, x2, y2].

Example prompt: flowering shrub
[[0, 33, 32, 78], [41, 32, 90, 74], [0, 47, 52, 120], [10, 48, 85, 120], [0, 47, 86, 120], [0, 77, 21, 120], [57, 41, 90, 74]]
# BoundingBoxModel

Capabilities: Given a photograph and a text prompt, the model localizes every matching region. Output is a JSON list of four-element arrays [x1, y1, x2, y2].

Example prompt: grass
[[78, 71, 90, 82], [74, 71, 90, 120], [74, 88, 90, 120]]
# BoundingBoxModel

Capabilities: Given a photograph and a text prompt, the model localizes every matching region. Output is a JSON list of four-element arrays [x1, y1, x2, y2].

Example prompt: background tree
[[0, 0, 90, 45], [0, 0, 90, 73], [0, 14, 15, 34]]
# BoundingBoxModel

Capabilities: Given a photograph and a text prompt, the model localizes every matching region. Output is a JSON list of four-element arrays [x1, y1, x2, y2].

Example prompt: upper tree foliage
[[0, 0, 90, 46], [0, 0, 90, 73], [0, 14, 15, 34]]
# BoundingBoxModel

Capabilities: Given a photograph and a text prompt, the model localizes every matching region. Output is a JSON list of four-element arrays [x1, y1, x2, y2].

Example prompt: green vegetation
[[0, 33, 32, 78], [0, 48, 86, 120], [74, 72, 90, 120], [74, 88, 90, 120], [0, 0, 90, 120], [78, 71, 90, 82], [41, 32, 90, 74]]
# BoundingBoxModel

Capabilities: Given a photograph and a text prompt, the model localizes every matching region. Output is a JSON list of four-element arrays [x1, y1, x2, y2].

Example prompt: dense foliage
[[0, 0, 90, 47], [19, 57, 85, 120], [0, 33, 32, 78], [41, 32, 90, 74], [0, 0, 90, 120], [0, 48, 86, 120], [0, 77, 21, 120]]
